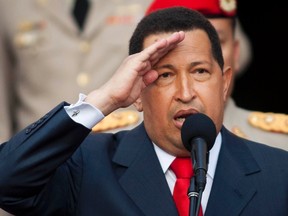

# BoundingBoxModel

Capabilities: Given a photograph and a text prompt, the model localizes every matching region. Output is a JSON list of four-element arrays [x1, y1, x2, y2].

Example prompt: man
[[146, 0, 288, 150], [0, 7, 287, 216], [0, 0, 153, 143]]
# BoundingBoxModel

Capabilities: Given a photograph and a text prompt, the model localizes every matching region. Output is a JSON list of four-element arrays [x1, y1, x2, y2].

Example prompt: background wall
[[232, 2, 287, 114]]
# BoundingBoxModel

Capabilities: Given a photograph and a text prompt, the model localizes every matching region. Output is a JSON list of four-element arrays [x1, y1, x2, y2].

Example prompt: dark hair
[[129, 7, 224, 70]]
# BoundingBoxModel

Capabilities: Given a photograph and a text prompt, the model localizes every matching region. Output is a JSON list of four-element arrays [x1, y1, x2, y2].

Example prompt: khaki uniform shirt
[[0, 0, 152, 143]]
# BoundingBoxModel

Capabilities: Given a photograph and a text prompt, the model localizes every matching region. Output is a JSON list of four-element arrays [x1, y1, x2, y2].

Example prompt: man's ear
[[133, 97, 143, 112], [223, 66, 233, 101]]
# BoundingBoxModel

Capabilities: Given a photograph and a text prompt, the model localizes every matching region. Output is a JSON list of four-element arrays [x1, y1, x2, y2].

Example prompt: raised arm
[[0, 31, 185, 215]]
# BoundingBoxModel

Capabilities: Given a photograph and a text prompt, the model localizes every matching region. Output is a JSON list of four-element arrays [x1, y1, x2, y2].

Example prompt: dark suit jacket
[[0, 103, 288, 216]]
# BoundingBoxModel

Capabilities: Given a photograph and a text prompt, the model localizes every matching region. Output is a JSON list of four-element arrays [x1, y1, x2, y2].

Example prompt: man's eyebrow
[[154, 61, 209, 70], [154, 64, 174, 70]]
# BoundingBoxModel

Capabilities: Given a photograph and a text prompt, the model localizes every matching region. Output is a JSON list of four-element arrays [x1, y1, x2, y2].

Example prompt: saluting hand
[[85, 31, 185, 116]]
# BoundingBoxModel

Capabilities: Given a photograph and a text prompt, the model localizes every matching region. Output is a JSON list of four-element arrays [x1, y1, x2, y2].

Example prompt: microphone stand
[[189, 150, 209, 216], [188, 176, 198, 216], [188, 178, 203, 216]]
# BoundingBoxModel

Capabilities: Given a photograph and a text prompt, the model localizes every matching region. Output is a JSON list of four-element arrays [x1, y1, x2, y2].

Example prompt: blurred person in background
[[0, 0, 153, 144], [146, 0, 288, 150]]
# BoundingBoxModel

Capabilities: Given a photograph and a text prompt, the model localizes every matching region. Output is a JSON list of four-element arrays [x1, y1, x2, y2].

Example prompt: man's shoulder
[[224, 100, 288, 150], [247, 111, 288, 134], [91, 110, 142, 133], [228, 108, 288, 137]]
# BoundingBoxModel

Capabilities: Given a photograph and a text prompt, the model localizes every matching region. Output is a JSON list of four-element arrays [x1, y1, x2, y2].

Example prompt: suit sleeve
[[0, 103, 91, 215]]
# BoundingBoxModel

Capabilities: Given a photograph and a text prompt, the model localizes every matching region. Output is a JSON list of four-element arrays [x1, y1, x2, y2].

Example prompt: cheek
[[201, 79, 225, 103], [202, 82, 225, 120], [141, 87, 165, 110]]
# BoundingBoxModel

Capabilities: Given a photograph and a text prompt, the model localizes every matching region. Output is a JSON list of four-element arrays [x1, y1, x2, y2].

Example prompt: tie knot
[[170, 157, 193, 179]]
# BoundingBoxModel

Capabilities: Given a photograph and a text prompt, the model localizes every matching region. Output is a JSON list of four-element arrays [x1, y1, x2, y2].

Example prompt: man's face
[[209, 18, 239, 97], [136, 30, 231, 157]]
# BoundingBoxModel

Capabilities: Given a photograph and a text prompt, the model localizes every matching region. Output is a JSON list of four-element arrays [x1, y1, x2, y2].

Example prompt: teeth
[[176, 117, 185, 122]]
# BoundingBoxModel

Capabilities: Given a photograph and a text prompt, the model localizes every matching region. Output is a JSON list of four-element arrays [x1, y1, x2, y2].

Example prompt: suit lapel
[[112, 124, 178, 216], [205, 127, 261, 215]]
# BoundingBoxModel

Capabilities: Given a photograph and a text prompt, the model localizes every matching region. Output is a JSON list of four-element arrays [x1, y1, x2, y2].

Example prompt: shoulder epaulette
[[248, 112, 288, 134], [92, 110, 139, 132], [231, 127, 247, 138]]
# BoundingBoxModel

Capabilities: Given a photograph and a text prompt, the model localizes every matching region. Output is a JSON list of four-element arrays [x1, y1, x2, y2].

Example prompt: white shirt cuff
[[64, 93, 104, 129]]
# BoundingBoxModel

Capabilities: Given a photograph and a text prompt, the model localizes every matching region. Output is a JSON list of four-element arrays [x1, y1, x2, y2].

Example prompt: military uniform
[[224, 98, 288, 151], [0, 0, 152, 143]]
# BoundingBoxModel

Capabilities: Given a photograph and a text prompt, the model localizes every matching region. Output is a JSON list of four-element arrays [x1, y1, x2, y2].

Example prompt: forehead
[[143, 30, 213, 60], [144, 29, 210, 46]]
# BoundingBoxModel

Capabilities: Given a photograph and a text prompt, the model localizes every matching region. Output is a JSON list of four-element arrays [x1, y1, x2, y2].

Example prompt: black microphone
[[181, 113, 217, 191]]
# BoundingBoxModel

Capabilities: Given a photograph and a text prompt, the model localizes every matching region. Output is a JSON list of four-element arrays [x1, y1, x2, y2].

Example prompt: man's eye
[[154, 72, 175, 86], [159, 72, 171, 78], [193, 68, 211, 81], [196, 68, 207, 74]]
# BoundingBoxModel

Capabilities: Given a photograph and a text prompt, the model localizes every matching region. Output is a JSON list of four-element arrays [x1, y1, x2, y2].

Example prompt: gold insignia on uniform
[[14, 32, 39, 48], [219, 0, 237, 14], [14, 21, 46, 48], [248, 112, 288, 134], [231, 127, 247, 138], [106, 4, 143, 25], [92, 110, 140, 132], [17, 20, 46, 32]]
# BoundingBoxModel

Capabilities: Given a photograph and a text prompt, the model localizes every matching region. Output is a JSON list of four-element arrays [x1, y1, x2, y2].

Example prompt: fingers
[[137, 31, 185, 76], [155, 31, 185, 64], [145, 31, 185, 65], [142, 69, 159, 86]]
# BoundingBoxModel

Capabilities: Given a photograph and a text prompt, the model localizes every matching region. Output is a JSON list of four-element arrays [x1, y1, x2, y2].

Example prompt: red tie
[[170, 157, 203, 216]]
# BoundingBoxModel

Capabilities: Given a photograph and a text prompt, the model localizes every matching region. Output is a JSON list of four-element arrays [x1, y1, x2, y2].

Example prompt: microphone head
[[181, 113, 217, 152]]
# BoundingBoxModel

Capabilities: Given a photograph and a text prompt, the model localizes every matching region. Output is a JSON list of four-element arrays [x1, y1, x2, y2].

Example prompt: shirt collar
[[153, 132, 222, 180]]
